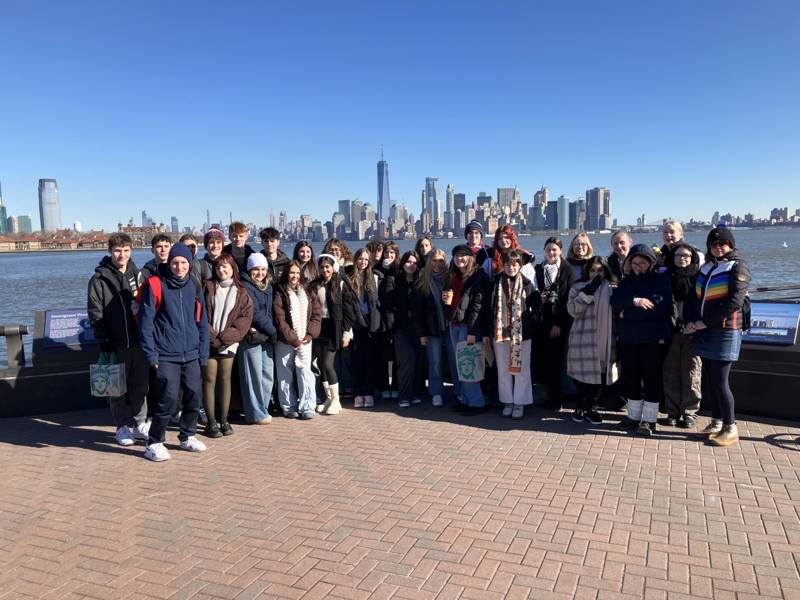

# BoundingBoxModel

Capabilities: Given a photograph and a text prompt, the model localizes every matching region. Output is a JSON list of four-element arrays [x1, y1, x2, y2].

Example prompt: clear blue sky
[[1, 0, 798, 231]]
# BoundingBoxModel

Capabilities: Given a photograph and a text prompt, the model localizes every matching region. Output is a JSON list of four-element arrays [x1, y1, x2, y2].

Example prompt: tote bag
[[455, 341, 485, 383], [90, 352, 127, 397]]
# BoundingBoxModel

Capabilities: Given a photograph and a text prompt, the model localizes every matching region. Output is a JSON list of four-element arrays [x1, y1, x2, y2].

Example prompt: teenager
[[347, 248, 383, 407], [412, 248, 449, 406], [465, 220, 490, 265], [273, 260, 322, 419], [608, 230, 632, 282], [223, 222, 255, 273], [414, 236, 434, 267], [202, 254, 254, 437], [141, 234, 172, 278], [391, 251, 426, 408], [491, 250, 539, 419], [661, 220, 704, 267], [567, 232, 594, 280], [481, 225, 533, 277], [138, 244, 209, 461], [259, 227, 289, 282], [192, 228, 225, 287], [323, 238, 354, 269], [532, 237, 576, 409], [87, 233, 150, 446], [376, 241, 400, 399], [567, 257, 618, 425], [366, 238, 384, 268], [293, 240, 318, 282], [611, 244, 672, 436], [445, 244, 490, 415], [238, 253, 277, 425], [662, 242, 702, 428], [309, 254, 355, 415], [686, 227, 751, 446]]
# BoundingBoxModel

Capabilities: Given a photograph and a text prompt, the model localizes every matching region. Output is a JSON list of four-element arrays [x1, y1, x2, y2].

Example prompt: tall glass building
[[0, 182, 7, 234], [377, 149, 390, 223], [38, 179, 61, 232]]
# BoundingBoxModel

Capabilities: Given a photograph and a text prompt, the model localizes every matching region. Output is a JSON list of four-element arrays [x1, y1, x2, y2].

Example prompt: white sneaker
[[179, 436, 207, 453], [131, 421, 150, 442], [432, 395, 443, 407], [411, 397, 422, 405], [115, 426, 134, 446], [512, 404, 524, 419], [364, 395, 374, 408], [399, 399, 411, 408], [169, 410, 182, 426], [502, 404, 513, 417], [354, 396, 364, 408], [144, 442, 170, 462]]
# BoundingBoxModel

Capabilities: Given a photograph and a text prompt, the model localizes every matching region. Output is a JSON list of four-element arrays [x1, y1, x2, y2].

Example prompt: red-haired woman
[[202, 254, 254, 437], [481, 225, 533, 277]]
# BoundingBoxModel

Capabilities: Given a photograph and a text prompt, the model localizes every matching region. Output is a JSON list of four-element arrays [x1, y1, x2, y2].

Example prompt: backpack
[[134, 276, 202, 325]]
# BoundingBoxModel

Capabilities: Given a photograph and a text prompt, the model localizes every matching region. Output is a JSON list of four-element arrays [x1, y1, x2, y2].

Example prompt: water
[[2, 229, 799, 364]]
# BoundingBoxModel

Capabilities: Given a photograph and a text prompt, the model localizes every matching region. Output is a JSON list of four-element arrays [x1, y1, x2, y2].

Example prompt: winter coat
[[607, 253, 625, 282], [308, 276, 356, 348], [611, 260, 672, 345], [203, 281, 254, 352], [138, 272, 209, 366], [240, 273, 277, 345], [140, 258, 162, 279], [87, 256, 144, 351], [566, 280, 618, 385], [261, 248, 290, 283], [378, 266, 398, 332], [489, 272, 540, 340], [533, 260, 576, 331], [387, 274, 419, 332], [223, 243, 256, 273], [447, 268, 490, 336], [481, 247, 533, 276], [686, 250, 751, 330], [190, 253, 216, 291], [344, 266, 383, 333], [411, 283, 447, 339], [273, 284, 322, 347], [665, 242, 700, 331]]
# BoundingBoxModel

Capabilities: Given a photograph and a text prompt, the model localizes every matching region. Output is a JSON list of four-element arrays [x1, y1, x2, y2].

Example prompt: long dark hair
[[278, 259, 308, 291], [398, 250, 421, 284], [581, 256, 616, 284], [311, 255, 343, 304], [292, 240, 318, 279], [213, 254, 245, 290]]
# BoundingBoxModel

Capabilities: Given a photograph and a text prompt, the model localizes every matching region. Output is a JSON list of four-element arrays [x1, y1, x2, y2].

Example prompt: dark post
[[0, 325, 28, 368]]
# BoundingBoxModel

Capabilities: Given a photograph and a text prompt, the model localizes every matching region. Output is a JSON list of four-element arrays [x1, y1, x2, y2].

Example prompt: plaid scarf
[[493, 274, 525, 374]]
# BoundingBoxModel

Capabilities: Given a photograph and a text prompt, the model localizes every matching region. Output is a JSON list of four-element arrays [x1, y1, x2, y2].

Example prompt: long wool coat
[[566, 281, 619, 385]]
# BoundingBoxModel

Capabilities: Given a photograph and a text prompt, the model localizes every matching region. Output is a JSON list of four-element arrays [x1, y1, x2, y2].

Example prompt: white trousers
[[493, 339, 533, 406]]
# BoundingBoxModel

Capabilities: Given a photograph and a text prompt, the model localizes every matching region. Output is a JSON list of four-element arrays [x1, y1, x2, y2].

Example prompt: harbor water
[[1, 228, 799, 364]]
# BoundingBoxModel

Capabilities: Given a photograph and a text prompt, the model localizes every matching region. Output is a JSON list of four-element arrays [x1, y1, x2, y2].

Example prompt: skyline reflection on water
[[1, 228, 799, 364]]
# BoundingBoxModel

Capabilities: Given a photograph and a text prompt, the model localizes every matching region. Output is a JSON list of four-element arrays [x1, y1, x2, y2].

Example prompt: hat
[[452, 244, 474, 258], [168, 243, 193, 265], [464, 220, 484, 238], [623, 243, 657, 275], [706, 227, 735, 250], [317, 253, 340, 272], [247, 253, 268, 271], [203, 228, 225, 248]]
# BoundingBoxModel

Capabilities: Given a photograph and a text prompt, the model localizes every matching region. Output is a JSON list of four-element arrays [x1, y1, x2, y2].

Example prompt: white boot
[[627, 399, 644, 422], [317, 382, 329, 413], [322, 383, 342, 415]]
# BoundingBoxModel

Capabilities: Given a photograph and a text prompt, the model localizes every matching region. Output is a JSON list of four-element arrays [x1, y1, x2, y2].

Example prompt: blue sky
[[1, 0, 798, 231]]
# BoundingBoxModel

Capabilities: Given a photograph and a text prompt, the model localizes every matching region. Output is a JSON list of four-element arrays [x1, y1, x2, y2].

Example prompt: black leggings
[[618, 342, 668, 403], [577, 381, 603, 411], [703, 359, 735, 425], [314, 340, 338, 385]]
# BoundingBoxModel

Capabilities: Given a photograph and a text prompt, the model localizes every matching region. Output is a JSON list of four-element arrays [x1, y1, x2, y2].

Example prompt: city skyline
[[0, 2, 798, 231]]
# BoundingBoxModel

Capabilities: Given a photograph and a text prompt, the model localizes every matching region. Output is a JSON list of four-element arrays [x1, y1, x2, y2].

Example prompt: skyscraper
[[585, 187, 611, 231], [454, 193, 466, 213], [425, 178, 439, 226], [377, 148, 390, 222], [170, 216, 179, 233], [497, 188, 517, 210], [18, 215, 33, 234], [38, 179, 61, 232], [338, 199, 351, 226], [0, 181, 7, 234], [557, 195, 570, 230]]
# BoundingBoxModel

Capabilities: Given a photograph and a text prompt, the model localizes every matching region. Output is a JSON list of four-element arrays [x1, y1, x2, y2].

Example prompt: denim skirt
[[692, 328, 742, 362]]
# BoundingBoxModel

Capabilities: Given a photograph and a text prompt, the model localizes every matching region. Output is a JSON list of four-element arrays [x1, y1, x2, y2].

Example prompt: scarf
[[543, 258, 560, 289], [288, 285, 311, 368], [595, 281, 613, 371], [213, 278, 238, 355], [493, 274, 525, 374]]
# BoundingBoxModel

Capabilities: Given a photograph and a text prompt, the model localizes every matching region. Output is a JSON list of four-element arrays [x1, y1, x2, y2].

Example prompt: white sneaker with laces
[[399, 399, 411, 408], [511, 404, 524, 419], [502, 404, 513, 417], [179, 436, 207, 452], [432, 395, 443, 407], [354, 396, 364, 408], [115, 426, 134, 446], [411, 397, 422, 405], [364, 396, 375, 408], [131, 421, 150, 442], [144, 442, 171, 461]]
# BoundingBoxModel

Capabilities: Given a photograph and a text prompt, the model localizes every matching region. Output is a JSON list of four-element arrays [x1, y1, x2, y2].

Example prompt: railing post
[[0, 325, 29, 368]]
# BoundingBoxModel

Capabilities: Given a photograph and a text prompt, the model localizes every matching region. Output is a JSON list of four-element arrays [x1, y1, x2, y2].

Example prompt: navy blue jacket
[[139, 273, 210, 366], [241, 273, 278, 343], [611, 268, 672, 345]]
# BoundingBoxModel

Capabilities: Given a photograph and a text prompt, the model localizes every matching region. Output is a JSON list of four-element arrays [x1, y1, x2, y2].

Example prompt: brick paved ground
[[1, 403, 800, 600]]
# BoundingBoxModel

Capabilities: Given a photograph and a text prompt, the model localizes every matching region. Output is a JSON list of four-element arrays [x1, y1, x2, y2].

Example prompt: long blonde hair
[[416, 248, 448, 294], [349, 248, 377, 298]]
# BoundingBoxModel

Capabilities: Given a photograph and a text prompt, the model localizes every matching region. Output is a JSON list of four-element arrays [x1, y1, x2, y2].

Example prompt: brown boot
[[709, 424, 738, 447]]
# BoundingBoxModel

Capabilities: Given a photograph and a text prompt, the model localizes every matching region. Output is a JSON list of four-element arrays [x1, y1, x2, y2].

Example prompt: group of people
[[87, 218, 751, 461]]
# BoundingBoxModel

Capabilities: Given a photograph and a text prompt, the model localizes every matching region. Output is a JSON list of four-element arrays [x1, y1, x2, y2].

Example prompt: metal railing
[[0, 325, 28, 368]]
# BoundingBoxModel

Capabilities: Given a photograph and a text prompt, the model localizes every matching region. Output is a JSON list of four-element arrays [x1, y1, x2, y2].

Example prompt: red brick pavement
[[1, 404, 800, 599]]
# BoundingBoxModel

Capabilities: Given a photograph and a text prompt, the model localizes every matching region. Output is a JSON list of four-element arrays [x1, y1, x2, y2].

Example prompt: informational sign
[[42, 310, 98, 348], [743, 302, 800, 346]]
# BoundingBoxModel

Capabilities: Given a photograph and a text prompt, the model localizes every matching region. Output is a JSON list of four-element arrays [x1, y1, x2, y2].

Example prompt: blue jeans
[[238, 341, 275, 422], [447, 324, 485, 407], [148, 360, 202, 444], [275, 341, 316, 414], [425, 335, 444, 397]]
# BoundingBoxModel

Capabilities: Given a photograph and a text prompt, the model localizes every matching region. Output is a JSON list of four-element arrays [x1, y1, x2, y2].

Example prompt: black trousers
[[394, 327, 425, 401], [577, 381, 603, 411], [702, 359, 735, 425], [533, 332, 567, 404], [148, 360, 202, 444], [618, 342, 668, 403], [352, 328, 377, 396]]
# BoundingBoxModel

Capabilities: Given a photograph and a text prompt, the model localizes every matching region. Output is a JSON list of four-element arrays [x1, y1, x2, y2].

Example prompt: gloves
[[582, 276, 603, 296]]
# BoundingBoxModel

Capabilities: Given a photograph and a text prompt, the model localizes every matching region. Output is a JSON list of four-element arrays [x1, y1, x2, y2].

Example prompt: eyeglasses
[[631, 259, 651, 268], [185, 244, 197, 249], [674, 253, 692, 259]]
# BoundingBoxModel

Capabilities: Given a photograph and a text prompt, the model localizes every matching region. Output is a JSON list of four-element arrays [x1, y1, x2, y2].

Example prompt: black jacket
[[607, 253, 625, 282], [223, 243, 256, 273], [447, 269, 490, 336], [87, 256, 143, 351], [611, 267, 672, 345], [385, 273, 418, 332], [490, 273, 541, 341], [378, 266, 398, 332], [261, 248, 290, 283], [533, 261, 576, 331], [309, 275, 356, 348], [344, 267, 383, 333], [140, 258, 162, 279]]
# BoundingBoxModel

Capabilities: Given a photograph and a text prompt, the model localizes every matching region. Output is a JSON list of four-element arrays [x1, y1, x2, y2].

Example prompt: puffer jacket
[[273, 284, 322, 347], [447, 268, 491, 336], [87, 256, 144, 351], [261, 248, 290, 283], [686, 249, 751, 330], [308, 275, 356, 348], [611, 251, 672, 345], [240, 273, 277, 344]]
